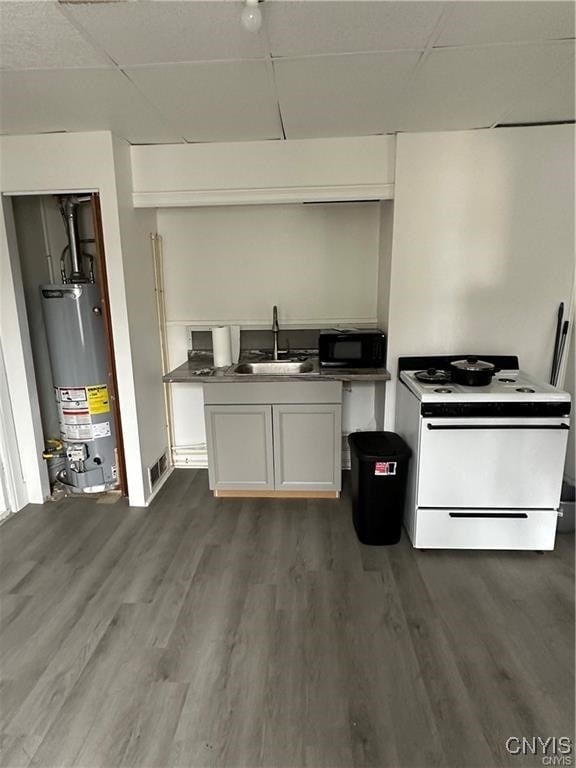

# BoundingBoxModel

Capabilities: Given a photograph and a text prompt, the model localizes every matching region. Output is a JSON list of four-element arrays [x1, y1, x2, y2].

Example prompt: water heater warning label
[[92, 421, 111, 438], [60, 409, 91, 425], [57, 387, 87, 404], [60, 422, 94, 441], [55, 385, 110, 441], [87, 386, 110, 415]]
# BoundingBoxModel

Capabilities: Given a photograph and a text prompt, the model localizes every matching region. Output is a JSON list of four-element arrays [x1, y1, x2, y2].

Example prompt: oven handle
[[426, 423, 569, 431], [449, 512, 528, 519]]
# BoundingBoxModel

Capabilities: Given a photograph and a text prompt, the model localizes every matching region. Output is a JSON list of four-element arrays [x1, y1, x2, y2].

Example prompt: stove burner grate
[[415, 368, 451, 384]]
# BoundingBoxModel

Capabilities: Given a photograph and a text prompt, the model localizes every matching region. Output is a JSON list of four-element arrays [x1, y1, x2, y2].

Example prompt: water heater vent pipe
[[63, 198, 82, 281], [58, 195, 92, 283]]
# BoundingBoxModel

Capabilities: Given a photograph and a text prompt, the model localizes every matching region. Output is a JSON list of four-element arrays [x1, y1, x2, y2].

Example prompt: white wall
[[160, 203, 380, 326], [375, 201, 395, 427], [385, 125, 575, 428], [0, 131, 160, 507], [112, 137, 167, 493], [376, 202, 394, 334], [342, 384, 377, 434], [162, 302, 207, 459]]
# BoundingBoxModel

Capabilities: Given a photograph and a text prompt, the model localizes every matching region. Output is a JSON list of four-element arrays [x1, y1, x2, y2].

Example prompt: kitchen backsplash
[[189, 328, 322, 356]]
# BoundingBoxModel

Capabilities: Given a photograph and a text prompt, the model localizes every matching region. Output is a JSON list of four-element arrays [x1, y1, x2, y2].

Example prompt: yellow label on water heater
[[87, 385, 110, 415]]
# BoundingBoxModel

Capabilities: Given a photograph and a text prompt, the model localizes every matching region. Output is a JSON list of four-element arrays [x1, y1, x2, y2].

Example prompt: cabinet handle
[[427, 424, 568, 431], [448, 512, 528, 519]]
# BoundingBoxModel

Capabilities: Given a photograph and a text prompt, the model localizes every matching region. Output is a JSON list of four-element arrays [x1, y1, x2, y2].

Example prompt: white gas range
[[395, 355, 571, 550]]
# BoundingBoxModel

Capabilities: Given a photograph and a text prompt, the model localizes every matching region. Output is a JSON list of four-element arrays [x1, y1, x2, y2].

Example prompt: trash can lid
[[348, 431, 411, 461]]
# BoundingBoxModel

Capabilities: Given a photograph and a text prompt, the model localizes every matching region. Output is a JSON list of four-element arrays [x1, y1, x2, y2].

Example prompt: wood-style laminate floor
[[0, 469, 573, 768]]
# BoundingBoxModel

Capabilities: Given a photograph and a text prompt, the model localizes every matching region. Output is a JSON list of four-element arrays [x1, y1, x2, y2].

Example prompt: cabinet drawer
[[413, 508, 557, 550]]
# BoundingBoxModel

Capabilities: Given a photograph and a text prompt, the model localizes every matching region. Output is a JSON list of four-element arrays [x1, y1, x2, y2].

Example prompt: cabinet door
[[272, 404, 341, 491], [205, 405, 274, 490]]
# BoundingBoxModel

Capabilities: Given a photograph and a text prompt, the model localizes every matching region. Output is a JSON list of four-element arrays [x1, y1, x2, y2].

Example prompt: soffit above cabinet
[[130, 135, 396, 207]]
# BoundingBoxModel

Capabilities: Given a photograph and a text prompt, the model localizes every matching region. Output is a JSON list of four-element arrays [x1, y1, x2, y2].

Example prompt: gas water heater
[[41, 196, 118, 493]]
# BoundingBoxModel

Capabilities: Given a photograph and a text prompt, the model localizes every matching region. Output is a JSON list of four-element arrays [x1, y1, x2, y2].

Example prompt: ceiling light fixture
[[241, 0, 262, 32]]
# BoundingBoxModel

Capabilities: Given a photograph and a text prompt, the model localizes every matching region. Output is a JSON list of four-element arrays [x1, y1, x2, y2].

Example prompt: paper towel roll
[[212, 326, 232, 368]]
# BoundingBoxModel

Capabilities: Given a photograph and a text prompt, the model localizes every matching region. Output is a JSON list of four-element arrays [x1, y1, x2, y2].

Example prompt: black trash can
[[348, 431, 411, 545]]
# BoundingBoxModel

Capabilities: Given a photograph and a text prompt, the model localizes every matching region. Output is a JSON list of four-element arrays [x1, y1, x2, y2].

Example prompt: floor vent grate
[[148, 451, 169, 492]]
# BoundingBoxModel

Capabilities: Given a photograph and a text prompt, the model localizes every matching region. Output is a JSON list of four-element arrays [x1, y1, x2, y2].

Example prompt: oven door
[[417, 416, 569, 509]]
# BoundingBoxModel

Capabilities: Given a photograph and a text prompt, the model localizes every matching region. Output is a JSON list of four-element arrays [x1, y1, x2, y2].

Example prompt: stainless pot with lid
[[450, 357, 497, 386]]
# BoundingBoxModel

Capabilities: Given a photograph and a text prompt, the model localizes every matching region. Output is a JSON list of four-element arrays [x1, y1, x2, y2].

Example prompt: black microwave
[[318, 329, 386, 368]]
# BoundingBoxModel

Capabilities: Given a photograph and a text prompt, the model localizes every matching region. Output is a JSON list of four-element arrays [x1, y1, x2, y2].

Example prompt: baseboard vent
[[148, 451, 169, 492]]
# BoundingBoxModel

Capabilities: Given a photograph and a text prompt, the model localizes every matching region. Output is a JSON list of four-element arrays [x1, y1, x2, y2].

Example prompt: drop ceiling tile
[[396, 41, 575, 132], [0, 1, 111, 69], [274, 51, 420, 139], [0, 68, 185, 143], [436, 1, 575, 47], [65, 0, 266, 66], [0, 70, 70, 134], [497, 65, 575, 125], [267, 1, 443, 56], [126, 61, 283, 142]]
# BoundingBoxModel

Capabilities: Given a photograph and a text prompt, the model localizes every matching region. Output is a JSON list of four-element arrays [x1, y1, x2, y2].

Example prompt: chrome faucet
[[272, 305, 279, 360]]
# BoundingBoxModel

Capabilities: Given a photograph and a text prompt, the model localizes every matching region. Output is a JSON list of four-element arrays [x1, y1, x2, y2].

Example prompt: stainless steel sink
[[234, 361, 315, 375]]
